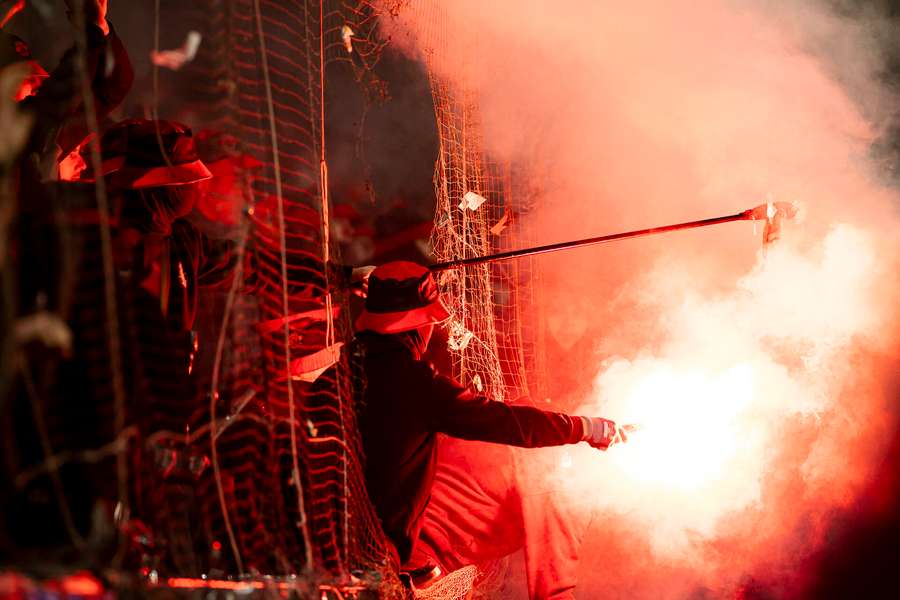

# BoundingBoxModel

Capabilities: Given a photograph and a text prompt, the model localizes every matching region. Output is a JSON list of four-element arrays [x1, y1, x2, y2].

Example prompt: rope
[[317, 0, 350, 571], [253, 0, 314, 571], [208, 217, 251, 575], [70, 0, 129, 563], [151, 0, 175, 169]]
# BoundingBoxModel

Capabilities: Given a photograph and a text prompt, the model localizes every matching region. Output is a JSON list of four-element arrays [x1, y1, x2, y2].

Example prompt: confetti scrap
[[458, 191, 487, 211], [490, 212, 509, 236], [151, 31, 202, 71], [447, 320, 474, 351]]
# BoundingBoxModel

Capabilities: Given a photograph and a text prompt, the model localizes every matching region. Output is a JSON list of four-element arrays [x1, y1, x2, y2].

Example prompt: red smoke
[[382, 0, 900, 596]]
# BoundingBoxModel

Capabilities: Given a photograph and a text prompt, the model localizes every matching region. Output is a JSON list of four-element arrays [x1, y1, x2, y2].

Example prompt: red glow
[[167, 577, 265, 590], [58, 572, 104, 596], [385, 2, 900, 594], [13, 61, 48, 102], [163, 577, 368, 595]]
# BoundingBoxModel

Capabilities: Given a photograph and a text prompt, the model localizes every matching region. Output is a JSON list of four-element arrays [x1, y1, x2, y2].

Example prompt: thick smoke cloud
[[382, 0, 900, 596]]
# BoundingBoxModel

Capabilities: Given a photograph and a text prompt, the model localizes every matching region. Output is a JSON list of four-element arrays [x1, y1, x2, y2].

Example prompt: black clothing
[[357, 332, 586, 564]]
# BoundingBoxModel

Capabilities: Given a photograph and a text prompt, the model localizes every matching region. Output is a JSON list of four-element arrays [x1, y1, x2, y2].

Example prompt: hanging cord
[[208, 209, 251, 573], [253, 0, 314, 572], [69, 0, 129, 564], [202, 17, 254, 577], [151, 0, 174, 169], [317, 0, 349, 573], [318, 5, 333, 350]]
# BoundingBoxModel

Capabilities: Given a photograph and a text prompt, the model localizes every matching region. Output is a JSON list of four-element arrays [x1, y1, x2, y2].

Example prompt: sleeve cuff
[[577, 416, 592, 441]]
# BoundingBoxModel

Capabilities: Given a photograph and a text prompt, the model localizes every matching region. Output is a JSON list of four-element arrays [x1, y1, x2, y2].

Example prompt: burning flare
[[559, 224, 888, 556]]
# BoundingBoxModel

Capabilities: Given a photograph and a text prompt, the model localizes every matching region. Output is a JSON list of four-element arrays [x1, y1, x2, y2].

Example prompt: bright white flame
[[608, 364, 754, 490]]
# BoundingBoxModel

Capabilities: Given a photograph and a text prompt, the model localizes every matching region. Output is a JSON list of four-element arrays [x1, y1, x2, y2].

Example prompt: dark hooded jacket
[[356, 331, 586, 564]]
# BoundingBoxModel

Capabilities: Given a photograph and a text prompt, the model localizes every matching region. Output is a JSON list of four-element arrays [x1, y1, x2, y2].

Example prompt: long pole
[[430, 209, 756, 272]]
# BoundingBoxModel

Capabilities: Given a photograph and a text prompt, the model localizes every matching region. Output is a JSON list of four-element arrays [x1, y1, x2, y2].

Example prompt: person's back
[[357, 331, 443, 563]]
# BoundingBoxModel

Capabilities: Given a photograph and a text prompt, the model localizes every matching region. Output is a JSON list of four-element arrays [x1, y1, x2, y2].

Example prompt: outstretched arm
[[426, 372, 633, 450], [427, 374, 586, 448]]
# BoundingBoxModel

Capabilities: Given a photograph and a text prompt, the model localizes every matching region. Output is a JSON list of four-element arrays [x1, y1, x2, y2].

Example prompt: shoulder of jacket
[[395, 360, 458, 393]]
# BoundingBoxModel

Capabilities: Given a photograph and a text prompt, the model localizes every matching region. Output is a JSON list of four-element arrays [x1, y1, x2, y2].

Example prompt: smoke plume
[[382, 0, 900, 596]]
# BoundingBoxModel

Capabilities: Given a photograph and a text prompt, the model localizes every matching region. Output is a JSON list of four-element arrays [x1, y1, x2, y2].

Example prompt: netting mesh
[[414, 565, 478, 600], [2, 0, 547, 597], [403, 0, 548, 405], [166, 0, 401, 584], [1, 0, 402, 595], [403, 3, 554, 596], [429, 81, 507, 402]]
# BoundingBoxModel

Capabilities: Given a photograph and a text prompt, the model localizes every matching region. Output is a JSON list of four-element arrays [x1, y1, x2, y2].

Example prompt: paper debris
[[446, 320, 474, 352], [14, 311, 72, 353], [150, 31, 202, 71], [295, 364, 330, 383], [458, 191, 487, 211], [256, 306, 339, 335], [489, 212, 509, 236], [290, 342, 344, 383], [341, 25, 354, 54]]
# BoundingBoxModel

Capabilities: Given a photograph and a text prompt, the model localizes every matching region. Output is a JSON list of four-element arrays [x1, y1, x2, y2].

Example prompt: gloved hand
[[581, 417, 631, 451]]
